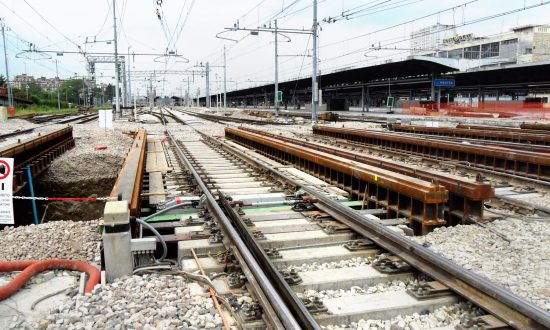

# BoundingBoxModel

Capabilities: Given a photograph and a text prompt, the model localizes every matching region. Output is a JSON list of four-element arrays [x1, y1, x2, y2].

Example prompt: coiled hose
[[0, 259, 100, 301]]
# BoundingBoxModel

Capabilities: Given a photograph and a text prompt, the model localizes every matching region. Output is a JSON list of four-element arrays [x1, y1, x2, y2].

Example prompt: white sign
[[0, 158, 14, 225], [98, 110, 113, 129], [443, 33, 474, 44], [426, 121, 440, 127]]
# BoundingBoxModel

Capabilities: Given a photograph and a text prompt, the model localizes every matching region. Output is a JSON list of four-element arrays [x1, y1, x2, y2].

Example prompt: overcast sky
[[1, 0, 550, 97]]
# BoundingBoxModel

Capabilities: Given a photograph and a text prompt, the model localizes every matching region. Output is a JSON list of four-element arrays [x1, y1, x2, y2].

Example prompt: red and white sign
[[0, 158, 14, 225]]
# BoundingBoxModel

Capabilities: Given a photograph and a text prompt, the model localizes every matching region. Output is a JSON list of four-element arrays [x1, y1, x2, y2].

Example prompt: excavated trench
[[34, 176, 118, 222], [15, 150, 127, 224]]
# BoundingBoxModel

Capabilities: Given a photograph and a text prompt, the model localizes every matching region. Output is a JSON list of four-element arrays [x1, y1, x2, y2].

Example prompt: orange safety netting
[[402, 101, 550, 119]]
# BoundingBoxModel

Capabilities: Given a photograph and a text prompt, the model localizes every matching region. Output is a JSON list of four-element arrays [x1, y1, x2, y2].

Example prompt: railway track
[[0, 126, 75, 197], [176, 108, 293, 126], [281, 129, 550, 217], [312, 125, 550, 184], [0, 113, 98, 141], [390, 124, 550, 146], [125, 108, 549, 329]]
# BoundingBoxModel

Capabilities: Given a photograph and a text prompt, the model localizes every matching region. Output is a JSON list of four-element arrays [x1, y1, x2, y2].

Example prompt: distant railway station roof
[[227, 56, 460, 97]]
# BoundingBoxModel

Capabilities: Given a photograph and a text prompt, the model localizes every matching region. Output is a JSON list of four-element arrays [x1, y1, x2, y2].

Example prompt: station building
[[413, 24, 550, 69]]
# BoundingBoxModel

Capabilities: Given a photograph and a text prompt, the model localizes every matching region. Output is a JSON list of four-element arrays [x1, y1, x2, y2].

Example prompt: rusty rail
[[175, 108, 291, 126], [520, 122, 550, 131], [455, 124, 550, 135], [391, 124, 550, 146], [387, 128, 550, 154], [312, 125, 550, 182], [239, 127, 494, 224], [225, 127, 448, 234], [0, 127, 75, 194], [110, 129, 147, 216], [214, 132, 550, 330]]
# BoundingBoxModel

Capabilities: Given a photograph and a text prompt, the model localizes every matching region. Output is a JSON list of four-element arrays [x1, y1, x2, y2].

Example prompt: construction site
[[0, 1, 549, 329]]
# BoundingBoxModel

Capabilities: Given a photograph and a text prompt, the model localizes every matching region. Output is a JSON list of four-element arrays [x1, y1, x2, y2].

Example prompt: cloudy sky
[[1, 0, 550, 97]]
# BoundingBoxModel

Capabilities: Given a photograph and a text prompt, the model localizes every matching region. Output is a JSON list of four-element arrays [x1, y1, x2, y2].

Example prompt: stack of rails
[[312, 125, 550, 183], [390, 124, 550, 146], [237, 126, 494, 225]]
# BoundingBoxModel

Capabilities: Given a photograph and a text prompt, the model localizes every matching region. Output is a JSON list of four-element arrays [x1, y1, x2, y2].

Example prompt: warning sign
[[0, 158, 14, 225]]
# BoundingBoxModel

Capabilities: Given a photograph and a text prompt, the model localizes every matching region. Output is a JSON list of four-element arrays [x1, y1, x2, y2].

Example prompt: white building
[[410, 24, 457, 53], [414, 25, 550, 69]]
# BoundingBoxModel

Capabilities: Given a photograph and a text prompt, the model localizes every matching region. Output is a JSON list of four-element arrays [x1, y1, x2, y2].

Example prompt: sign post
[[0, 157, 14, 225], [386, 96, 395, 112], [433, 79, 455, 111], [98, 109, 113, 129]]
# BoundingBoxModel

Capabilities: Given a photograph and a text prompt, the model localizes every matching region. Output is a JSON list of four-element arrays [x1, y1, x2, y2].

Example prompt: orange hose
[[191, 249, 232, 330], [0, 259, 101, 301]]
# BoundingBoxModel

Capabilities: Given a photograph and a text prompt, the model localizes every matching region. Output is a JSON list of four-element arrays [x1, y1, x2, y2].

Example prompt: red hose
[[0, 259, 101, 301]]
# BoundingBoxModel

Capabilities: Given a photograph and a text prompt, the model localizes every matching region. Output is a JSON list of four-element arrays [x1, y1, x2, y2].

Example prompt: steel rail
[[0, 114, 98, 140], [390, 124, 550, 146], [386, 128, 550, 154], [163, 122, 305, 329], [220, 192, 321, 330], [109, 129, 147, 216], [312, 125, 550, 181], [211, 135, 550, 330], [456, 124, 550, 135], [305, 133, 550, 189], [174, 108, 292, 126], [237, 126, 494, 220]]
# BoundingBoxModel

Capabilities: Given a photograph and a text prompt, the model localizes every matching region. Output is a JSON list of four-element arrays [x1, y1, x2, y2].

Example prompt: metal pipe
[[311, 0, 318, 122], [113, 0, 121, 117], [26, 164, 39, 225]]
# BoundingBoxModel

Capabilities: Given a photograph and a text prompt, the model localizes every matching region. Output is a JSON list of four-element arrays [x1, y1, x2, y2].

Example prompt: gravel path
[[36, 273, 231, 329], [0, 220, 100, 263], [412, 218, 550, 311], [43, 125, 133, 184]]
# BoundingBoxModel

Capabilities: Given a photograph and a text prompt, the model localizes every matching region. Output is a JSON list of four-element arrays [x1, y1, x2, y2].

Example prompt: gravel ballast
[[321, 302, 482, 330], [36, 273, 230, 329], [0, 220, 101, 263], [412, 218, 550, 311]]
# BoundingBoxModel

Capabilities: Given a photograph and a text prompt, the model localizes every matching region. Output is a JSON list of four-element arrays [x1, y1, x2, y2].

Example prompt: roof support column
[[430, 74, 436, 101]]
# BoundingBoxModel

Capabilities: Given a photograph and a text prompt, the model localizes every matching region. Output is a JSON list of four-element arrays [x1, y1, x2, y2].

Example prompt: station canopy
[[227, 56, 460, 97]]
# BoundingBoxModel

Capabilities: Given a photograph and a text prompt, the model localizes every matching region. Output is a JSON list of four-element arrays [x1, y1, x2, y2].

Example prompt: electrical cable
[[266, 1, 549, 84], [136, 218, 168, 262]]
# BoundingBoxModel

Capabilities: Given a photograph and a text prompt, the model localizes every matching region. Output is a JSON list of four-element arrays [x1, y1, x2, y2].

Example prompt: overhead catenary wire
[[23, 0, 85, 54], [259, 1, 550, 86]]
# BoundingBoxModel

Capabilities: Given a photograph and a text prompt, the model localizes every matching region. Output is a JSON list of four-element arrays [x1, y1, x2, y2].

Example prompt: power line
[[276, 1, 550, 82], [23, 0, 84, 54], [0, 0, 54, 44], [320, 0, 478, 49]]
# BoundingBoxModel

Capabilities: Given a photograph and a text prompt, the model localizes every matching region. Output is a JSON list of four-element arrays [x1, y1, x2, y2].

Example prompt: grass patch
[[11, 106, 78, 117]]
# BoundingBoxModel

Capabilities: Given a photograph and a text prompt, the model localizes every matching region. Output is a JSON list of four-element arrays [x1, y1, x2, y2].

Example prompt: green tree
[[60, 79, 85, 104], [27, 82, 42, 96], [104, 83, 115, 102]]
